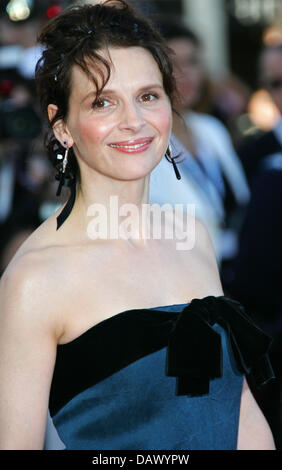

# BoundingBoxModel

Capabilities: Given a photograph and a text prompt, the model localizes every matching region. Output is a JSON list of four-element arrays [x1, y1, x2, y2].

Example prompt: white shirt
[[185, 111, 250, 206]]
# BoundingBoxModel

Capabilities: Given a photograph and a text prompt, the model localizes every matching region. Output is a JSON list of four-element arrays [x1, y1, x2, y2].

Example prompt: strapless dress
[[48, 296, 274, 450]]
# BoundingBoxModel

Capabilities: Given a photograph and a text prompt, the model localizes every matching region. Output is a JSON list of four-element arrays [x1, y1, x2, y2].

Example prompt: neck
[[63, 172, 152, 245]]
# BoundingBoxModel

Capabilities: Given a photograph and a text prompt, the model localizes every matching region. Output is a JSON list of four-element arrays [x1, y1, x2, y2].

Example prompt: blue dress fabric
[[49, 301, 247, 450]]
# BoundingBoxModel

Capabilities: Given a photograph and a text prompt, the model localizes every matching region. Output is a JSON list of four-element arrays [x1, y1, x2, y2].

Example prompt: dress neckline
[[58, 302, 190, 348]]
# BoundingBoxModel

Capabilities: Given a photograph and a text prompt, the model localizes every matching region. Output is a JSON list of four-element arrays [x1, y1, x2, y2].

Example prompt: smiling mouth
[[108, 138, 154, 153]]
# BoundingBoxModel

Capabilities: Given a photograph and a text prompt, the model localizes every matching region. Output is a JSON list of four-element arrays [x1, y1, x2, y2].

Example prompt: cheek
[[78, 119, 110, 146], [71, 111, 114, 149], [153, 103, 172, 137]]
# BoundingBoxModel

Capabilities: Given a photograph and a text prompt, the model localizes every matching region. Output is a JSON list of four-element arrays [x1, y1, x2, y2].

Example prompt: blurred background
[[0, 0, 281, 449]]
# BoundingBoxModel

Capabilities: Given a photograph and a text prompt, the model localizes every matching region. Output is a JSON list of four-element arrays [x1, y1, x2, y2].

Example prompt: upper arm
[[0, 257, 58, 449], [237, 378, 275, 450]]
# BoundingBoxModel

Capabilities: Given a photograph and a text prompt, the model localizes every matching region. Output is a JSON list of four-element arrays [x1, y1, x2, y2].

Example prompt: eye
[[91, 98, 111, 109], [140, 92, 159, 103]]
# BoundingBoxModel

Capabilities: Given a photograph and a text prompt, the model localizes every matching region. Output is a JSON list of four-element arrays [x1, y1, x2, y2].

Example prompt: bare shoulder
[[174, 210, 217, 257], [193, 216, 218, 260], [1, 253, 60, 342], [0, 214, 66, 449], [173, 211, 223, 297], [0, 215, 66, 341], [237, 378, 275, 449], [2, 212, 59, 290]]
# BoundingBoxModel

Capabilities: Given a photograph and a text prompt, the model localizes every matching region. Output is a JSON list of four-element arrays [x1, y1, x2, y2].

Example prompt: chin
[[115, 154, 163, 179], [115, 161, 160, 182]]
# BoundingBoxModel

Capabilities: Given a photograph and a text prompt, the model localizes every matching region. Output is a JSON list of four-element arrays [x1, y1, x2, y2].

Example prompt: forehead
[[70, 46, 163, 97]]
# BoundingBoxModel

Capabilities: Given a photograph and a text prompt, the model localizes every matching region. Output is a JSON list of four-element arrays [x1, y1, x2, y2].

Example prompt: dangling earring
[[56, 142, 69, 196], [165, 144, 181, 180]]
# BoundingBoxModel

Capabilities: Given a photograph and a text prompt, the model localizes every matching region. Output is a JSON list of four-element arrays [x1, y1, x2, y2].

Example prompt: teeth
[[110, 140, 150, 149]]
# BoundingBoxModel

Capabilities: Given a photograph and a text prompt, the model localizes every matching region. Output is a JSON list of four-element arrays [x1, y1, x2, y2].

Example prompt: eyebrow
[[81, 83, 164, 103]]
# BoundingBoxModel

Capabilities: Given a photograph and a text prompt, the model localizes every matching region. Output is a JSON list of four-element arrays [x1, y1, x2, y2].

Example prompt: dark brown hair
[[35, 0, 177, 187]]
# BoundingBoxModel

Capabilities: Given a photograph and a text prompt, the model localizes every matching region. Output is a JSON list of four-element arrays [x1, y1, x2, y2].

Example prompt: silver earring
[[165, 143, 181, 180], [62, 145, 69, 173]]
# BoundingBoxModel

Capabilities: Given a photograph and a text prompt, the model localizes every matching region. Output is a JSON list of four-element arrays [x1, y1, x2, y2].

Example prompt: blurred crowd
[[0, 0, 281, 449], [0, 0, 69, 274]]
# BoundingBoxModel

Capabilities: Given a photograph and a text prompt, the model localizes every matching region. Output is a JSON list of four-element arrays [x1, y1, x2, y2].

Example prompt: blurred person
[[225, 155, 282, 449], [226, 44, 282, 450], [150, 134, 225, 262], [150, 21, 250, 268], [0, 143, 40, 226], [237, 44, 282, 184], [207, 74, 252, 147], [0, 70, 50, 227], [0, 1, 275, 450]]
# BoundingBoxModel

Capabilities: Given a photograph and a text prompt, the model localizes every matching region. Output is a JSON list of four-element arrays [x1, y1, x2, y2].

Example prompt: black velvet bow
[[166, 296, 275, 396]]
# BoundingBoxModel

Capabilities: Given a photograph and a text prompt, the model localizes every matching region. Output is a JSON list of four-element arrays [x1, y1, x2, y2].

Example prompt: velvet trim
[[49, 308, 175, 417], [49, 296, 274, 417], [166, 296, 275, 396], [56, 177, 76, 230]]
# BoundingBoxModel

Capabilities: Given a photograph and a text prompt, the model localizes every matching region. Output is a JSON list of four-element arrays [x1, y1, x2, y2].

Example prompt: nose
[[118, 100, 146, 133]]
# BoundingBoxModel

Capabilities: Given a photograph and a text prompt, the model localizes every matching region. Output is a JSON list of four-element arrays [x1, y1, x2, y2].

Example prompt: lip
[[107, 137, 154, 154], [109, 137, 154, 146]]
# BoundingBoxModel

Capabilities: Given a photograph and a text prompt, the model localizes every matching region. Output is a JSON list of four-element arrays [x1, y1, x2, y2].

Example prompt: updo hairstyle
[[35, 0, 177, 189]]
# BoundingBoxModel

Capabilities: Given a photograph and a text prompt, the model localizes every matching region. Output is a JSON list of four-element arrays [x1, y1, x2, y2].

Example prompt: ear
[[47, 104, 73, 148]]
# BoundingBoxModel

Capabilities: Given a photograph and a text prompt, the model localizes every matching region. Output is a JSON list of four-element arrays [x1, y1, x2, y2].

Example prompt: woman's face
[[63, 46, 172, 182], [167, 38, 203, 110]]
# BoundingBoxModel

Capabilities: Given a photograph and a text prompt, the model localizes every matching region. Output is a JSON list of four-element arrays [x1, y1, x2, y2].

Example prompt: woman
[[0, 1, 275, 450]]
